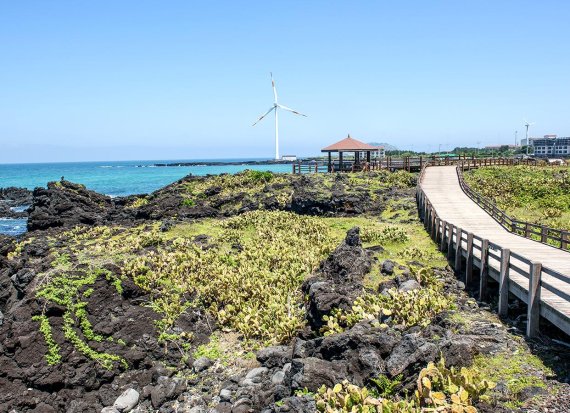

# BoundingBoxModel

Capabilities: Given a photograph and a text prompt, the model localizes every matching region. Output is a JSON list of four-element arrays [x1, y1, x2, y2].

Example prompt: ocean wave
[[10, 205, 30, 212]]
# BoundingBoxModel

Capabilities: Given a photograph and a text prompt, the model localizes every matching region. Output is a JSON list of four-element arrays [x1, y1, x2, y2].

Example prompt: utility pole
[[515, 130, 518, 146]]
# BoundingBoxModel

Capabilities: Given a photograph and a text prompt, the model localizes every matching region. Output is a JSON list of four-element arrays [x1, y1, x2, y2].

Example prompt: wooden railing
[[294, 155, 537, 174], [456, 163, 570, 251], [417, 164, 570, 338], [292, 162, 328, 174]]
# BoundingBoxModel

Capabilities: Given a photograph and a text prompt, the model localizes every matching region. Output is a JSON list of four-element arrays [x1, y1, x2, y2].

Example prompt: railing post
[[498, 248, 511, 317], [454, 227, 462, 273], [540, 226, 547, 243], [479, 239, 489, 301], [465, 232, 474, 285], [440, 220, 447, 251], [527, 261, 542, 338], [447, 224, 454, 258], [562, 231, 568, 250], [432, 216, 439, 241]]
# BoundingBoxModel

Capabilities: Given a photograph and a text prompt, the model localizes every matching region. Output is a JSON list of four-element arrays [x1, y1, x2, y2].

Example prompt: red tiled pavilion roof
[[321, 135, 379, 152]]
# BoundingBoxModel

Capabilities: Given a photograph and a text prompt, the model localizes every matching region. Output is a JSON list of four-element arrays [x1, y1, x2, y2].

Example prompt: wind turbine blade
[[271, 73, 278, 103], [277, 104, 307, 117], [252, 106, 275, 126]]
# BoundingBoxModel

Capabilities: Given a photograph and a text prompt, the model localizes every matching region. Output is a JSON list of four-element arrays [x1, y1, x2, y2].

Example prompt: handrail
[[416, 162, 570, 338], [456, 163, 570, 251], [295, 155, 541, 174]]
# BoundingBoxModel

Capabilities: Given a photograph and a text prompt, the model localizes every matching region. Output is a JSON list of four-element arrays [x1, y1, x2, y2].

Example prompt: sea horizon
[[0, 156, 295, 166]]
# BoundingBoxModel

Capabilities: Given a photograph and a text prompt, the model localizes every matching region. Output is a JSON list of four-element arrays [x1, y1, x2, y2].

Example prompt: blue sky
[[1, 1, 569, 162]]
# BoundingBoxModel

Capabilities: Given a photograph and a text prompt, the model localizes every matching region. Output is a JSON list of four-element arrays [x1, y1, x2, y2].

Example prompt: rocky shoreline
[[0, 187, 32, 219], [152, 160, 299, 167], [0, 170, 568, 412]]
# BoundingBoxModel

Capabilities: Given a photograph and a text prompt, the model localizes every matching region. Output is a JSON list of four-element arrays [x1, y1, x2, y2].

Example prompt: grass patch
[[465, 166, 570, 230], [472, 345, 555, 408]]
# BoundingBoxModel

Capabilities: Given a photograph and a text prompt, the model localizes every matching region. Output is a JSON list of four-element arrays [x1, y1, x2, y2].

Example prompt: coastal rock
[[0, 187, 33, 206], [192, 356, 214, 372], [10, 268, 35, 295], [150, 377, 187, 408], [381, 259, 395, 275], [303, 228, 372, 330], [289, 357, 345, 392], [256, 345, 291, 369], [398, 279, 420, 292], [27, 180, 115, 231], [113, 388, 139, 412], [317, 227, 372, 284]]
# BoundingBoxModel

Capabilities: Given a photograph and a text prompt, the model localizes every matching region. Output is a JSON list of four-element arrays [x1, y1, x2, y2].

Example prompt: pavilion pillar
[[339, 152, 344, 172], [366, 151, 371, 163], [328, 152, 332, 172]]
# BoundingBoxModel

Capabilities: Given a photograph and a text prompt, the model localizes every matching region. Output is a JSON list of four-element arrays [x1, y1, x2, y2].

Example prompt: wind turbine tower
[[252, 73, 307, 160], [524, 120, 535, 155]]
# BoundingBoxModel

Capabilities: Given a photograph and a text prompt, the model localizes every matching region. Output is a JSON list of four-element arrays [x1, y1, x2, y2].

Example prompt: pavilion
[[321, 134, 379, 172]]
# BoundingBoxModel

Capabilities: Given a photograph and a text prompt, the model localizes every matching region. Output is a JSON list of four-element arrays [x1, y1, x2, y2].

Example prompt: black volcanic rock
[[0, 187, 33, 205], [0, 187, 32, 218], [302, 227, 372, 330], [27, 181, 116, 231]]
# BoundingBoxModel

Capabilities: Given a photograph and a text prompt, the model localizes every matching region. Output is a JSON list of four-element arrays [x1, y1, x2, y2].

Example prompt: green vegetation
[[322, 268, 453, 335], [32, 315, 62, 365], [314, 357, 495, 412], [193, 333, 224, 361], [33, 267, 128, 369], [174, 168, 416, 211], [369, 374, 403, 398], [472, 346, 555, 409], [126, 197, 149, 209], [464, 166, 570, 230], [7, 237, 34, 260], [181, 198, 196, 207], [360, 225, 409, 244], [123, 210, 337, 346]]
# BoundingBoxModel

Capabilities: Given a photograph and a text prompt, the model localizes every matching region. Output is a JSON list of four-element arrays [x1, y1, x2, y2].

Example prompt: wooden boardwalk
[[420, 165, 570, 337]]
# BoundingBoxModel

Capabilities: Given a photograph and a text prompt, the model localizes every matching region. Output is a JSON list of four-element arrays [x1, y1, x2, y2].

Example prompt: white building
[[533, 136, 570, 157], [281, 155, 297, 161]]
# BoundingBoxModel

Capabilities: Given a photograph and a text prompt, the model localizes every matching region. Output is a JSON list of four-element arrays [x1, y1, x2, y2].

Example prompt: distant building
[[370, 146, 385, 158], [532, 136, 570, 157], [281, 155, 297, 161]]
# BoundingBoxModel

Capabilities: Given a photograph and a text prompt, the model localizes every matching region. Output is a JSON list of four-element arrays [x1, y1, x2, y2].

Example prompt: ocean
[[0, 159, 293, 236]]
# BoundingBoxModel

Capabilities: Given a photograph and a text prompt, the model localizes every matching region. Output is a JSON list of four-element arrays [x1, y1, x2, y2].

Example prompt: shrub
[[314, 357, 495, 412], [123, 210, 337, 346], [360, 225, 409, 244]]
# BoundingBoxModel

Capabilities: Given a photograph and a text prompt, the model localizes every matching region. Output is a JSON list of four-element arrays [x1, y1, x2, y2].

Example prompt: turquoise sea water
[[0, 159, 292, 196], [0, 159, 293, 236]]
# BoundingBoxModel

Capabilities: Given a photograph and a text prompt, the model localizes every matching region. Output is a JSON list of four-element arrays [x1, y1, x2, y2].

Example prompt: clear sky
[[1, 1, 569, 163]]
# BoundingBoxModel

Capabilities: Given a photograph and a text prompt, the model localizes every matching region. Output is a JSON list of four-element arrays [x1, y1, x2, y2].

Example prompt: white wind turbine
[[252, 73, 307, 160]]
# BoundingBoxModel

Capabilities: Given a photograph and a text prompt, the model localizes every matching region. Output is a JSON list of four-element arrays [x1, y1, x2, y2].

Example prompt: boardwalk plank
[[421, 166, 570, 334]]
